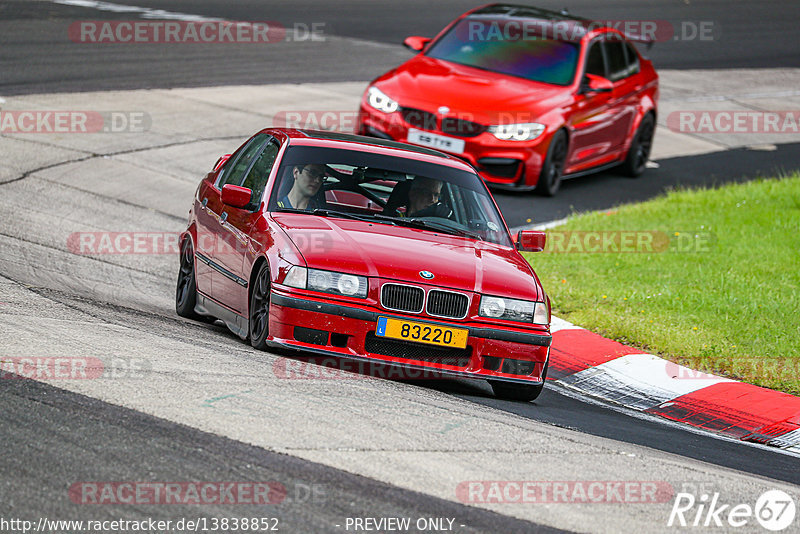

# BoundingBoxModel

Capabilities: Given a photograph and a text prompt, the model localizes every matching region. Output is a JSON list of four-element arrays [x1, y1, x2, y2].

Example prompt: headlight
[[367, 86, 399, 113], [288, 267, 367, 298], [480, 296, 548, 324], [488, 122, 545, 141]]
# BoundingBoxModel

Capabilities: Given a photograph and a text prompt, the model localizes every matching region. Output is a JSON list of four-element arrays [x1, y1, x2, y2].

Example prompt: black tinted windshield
[[269, 146, 512, 247], [426, 18, 580, 86]]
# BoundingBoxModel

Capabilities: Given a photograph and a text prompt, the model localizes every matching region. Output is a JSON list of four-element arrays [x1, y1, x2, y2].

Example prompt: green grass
[[524, 174, 800, 395]]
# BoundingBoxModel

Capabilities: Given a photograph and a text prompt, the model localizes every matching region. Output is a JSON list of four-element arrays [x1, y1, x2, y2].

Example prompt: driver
[[407, 176, 444, 216], [277, 164, 326, 210]]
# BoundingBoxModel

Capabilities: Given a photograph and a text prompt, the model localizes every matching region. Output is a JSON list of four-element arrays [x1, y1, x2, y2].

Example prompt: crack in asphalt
[[0, 134, 244, 186]]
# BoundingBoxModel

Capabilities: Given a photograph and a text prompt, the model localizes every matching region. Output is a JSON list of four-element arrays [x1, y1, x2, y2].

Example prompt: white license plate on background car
[[407, 128, 465, 153]]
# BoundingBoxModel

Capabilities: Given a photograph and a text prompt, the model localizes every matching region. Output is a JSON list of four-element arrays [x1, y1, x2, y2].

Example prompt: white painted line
[[550, 380, 800, 459], [770, 428, 800, 449], [550, 315, 582, 333], [52, 0, 223, 22], [560, 353, 733, 411]]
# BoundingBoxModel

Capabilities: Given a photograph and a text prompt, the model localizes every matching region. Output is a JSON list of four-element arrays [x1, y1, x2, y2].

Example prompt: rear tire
[[534, 131, 567, 197], [249, 262, 271, 350], [622, 113, 655, 177], [176, 239, 201, 319]]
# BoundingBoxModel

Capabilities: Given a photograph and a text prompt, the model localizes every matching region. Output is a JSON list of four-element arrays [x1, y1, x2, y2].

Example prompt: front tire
[[534, 130, 568, 197], [622, 113, 655, 177], [249, 262, 271, 350]]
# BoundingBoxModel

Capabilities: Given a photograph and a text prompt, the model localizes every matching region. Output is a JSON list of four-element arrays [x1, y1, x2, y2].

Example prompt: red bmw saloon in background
[[356, 4, 659, 195], [176, 128, 552, 401]]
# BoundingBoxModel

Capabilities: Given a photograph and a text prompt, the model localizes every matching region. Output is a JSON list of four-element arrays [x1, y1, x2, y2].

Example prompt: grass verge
[[524, 174, 800, 395]]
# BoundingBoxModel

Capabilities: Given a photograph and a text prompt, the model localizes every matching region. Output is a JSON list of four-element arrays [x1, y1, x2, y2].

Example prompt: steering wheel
[[410, 201, 453, 219]]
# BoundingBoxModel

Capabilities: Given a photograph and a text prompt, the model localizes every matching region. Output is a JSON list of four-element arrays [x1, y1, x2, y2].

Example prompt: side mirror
[[403, 36, 431, 52], [221, 184, 252, 209], [213, 154, 231, 172], [516, 230, 546, 252], [581, 74, 613, 94]]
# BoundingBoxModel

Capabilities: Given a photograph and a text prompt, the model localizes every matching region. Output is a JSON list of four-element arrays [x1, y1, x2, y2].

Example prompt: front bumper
[[267, 290, 551, 385], [357, 105, 551, 190]]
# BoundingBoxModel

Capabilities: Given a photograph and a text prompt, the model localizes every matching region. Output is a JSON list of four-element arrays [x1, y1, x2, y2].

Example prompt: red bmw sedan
[[356, 4, 658, 195], [177, 129, 552, 401]]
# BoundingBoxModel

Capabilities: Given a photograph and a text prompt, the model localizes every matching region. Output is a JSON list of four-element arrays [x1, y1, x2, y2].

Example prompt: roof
[[467, 4, 601, 41], [274, 129, 475, 172]]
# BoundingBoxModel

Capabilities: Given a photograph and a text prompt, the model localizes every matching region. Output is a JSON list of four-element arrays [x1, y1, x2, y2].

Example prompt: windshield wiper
[[310, 209, 378, 223], [391, 217, 484, 241], [275, 207, 381, 224]]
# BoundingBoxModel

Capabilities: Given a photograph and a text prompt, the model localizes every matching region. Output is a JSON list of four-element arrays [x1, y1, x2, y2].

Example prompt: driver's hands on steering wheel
[[410, 201, 453, 219]]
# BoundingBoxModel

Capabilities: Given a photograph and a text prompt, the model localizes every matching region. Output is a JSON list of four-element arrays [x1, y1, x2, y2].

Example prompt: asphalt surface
[[2, 0, 800, 95], [0, 373, 562, 534]]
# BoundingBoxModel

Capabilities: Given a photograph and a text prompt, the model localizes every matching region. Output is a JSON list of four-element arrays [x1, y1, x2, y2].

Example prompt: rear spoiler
[[624, 33, 655, 51]]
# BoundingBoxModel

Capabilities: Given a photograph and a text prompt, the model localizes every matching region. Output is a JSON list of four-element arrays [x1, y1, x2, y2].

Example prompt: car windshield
[[269, 145, 512, 247], [425, 17, 580, 86]]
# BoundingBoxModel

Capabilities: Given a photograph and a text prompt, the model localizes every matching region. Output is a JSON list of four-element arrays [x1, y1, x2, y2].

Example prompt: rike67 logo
[[668, 489, 796, 531]]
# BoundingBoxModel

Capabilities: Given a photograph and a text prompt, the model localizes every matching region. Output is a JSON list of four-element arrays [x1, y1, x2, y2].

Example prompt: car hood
[[272, 213, 541, 301], [374, 55, 570, 123]]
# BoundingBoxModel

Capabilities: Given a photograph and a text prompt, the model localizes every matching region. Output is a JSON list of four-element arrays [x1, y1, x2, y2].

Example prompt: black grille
[[482, 356, 502, 371], [401, 107, 486, 138], [365, 333, 471, 367], [427, 290, 469, 319], [294, 327, 328, 345], [501, 358, 537, 376], [381, 284, 424, 313], [440, 117, 486, 138], [401, 107, 437, 130], [478, 158, 523, 178]]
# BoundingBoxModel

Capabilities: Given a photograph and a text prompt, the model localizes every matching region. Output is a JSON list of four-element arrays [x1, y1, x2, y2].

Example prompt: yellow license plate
[[376, 316, 468, 349]]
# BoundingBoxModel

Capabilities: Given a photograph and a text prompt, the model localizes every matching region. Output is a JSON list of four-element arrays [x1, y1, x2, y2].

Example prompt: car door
[[566, 38, 618, 169], [603, 34, 639, 154], [215, 137, 280, 313], [199, 133, 270, 307]]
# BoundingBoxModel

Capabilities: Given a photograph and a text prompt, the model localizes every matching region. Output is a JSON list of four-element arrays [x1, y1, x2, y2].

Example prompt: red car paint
[[356, 3, 658, 194], [178, 128, 552, 400]]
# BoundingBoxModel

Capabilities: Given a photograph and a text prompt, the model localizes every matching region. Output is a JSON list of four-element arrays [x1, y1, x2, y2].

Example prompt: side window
[[584, 41, 606, 77], [604, 38, 628, 82], [624, 42, 640, 76], [241, 140, 280, 209], [217, 133, 269, 189]]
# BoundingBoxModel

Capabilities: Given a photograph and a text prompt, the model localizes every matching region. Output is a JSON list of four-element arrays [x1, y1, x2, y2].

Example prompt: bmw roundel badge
[[419, 270, 435, 280]]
